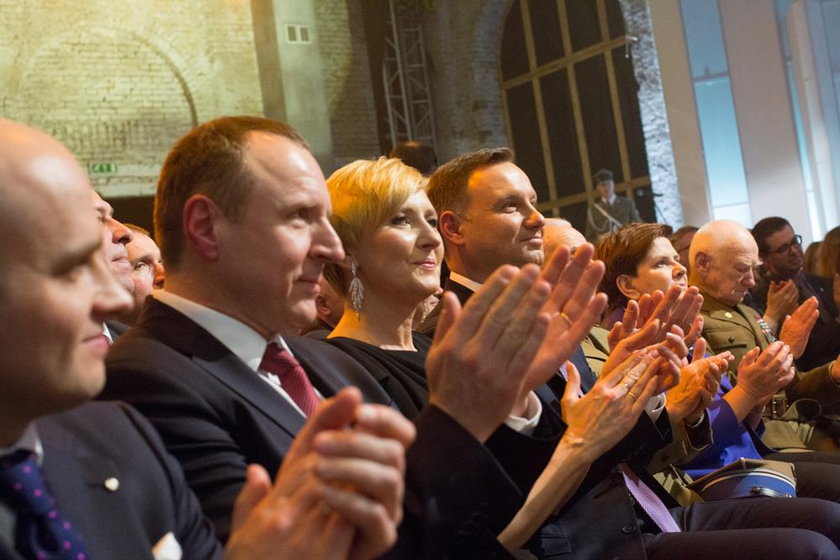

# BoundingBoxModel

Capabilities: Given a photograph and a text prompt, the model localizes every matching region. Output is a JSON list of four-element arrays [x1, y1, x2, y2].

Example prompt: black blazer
[[0, 402, 221, 559], [102, 299, 524, 558], [426, 277, 676, 558], [751, 273, 840, 371]]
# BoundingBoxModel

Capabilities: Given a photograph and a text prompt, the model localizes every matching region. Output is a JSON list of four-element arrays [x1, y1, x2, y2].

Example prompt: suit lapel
[[38, 423, 141, 557], [444, 278, 475, 306], [140, 300, 307, 436], [192, 350, 307, 435], [287, 339, 352, 398]]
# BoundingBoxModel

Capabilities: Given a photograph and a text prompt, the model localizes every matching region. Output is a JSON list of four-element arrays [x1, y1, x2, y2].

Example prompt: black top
[[326, 332, 431, 419]]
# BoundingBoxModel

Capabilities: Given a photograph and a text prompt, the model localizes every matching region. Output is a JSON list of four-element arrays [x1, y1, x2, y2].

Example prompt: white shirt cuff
[[504, 391, 543, 436], [645, 393, 666, 421]]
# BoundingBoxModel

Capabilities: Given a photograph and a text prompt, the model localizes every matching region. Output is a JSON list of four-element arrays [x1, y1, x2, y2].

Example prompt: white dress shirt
[[154, 291, 315, 417]]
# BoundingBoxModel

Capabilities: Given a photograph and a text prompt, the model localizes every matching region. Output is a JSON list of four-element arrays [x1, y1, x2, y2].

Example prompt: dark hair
[[593, 168, 614, 185], [427, 147, 513, 215], [388, 140, 438, 176], [671, 225, 699, 242], [155, 116, 309, 270], [751, 216, 791, 256], [123, 223, 151, 237], [595, 222, 672, 311]]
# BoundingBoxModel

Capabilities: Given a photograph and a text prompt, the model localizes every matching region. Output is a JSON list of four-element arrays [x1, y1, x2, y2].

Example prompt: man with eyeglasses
[[751, 217, 840, 372]]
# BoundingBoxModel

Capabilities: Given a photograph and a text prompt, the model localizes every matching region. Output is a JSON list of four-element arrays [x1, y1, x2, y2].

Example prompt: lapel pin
[[103, 477, 120, 492], [724, 312, 733, 319]]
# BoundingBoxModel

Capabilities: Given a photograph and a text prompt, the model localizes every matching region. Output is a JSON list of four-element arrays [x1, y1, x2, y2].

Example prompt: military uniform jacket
[[585, 196, 641, 241], [699, 290, 840, 449]]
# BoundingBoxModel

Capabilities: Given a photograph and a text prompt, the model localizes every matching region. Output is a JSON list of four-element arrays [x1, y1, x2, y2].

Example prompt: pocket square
[[153, 531, 182, 560]]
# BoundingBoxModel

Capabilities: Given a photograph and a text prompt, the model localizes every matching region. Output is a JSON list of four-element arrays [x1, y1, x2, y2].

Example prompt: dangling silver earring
[[349, 260, 364, 320]]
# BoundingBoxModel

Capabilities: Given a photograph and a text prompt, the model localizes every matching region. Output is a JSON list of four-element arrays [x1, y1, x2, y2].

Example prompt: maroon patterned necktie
[[258, 342, 320, 416]]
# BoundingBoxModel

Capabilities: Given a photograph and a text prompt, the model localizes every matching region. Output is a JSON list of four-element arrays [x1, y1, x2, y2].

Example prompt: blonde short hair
[[325, 157, 427, 295]]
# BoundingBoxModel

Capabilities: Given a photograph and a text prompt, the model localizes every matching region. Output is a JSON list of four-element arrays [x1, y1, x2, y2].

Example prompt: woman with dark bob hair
[[596, 222, 840, 501]]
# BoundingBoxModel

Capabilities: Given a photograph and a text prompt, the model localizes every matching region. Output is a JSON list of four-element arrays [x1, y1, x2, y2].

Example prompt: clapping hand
[[516, 244, 608, 401], [765, 280, 799, 329], [778, 297, 818, 360], [560, 349, 664, 462], [608, 286, 704, 352], [665, 338, 729, 423], [737, 341, 795, 401], [426, 264, 552, 442], [226, 388, 414, 560], [602, 287, 703, 382]]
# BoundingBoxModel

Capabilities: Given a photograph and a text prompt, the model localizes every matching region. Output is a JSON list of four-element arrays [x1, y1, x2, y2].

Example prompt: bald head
[[0, 121, 90, 266], [0, 120, 84, 217], [689, 220, 759, 306], [543, 218, 586, 262], [0, 120, 132, 436]]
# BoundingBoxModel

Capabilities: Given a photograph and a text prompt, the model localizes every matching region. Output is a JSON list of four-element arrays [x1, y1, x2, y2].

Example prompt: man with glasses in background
[[751, 217, 840, 372]]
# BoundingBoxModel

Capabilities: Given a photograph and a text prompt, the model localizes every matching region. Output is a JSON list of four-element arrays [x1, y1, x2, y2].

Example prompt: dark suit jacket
[[700, 291, 840, 449], [0, 402, 220, 559], [750, 272, 840, 371], [102, 299, 523, 558], [104, 319, 130, 340], [421, 276, 676, 558]]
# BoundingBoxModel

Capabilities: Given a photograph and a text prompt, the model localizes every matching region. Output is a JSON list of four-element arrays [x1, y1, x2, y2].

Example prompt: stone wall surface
[[0, 0, 263, 195], [314, 0, 380, 169], [620, 0, 683, 226], [422, 0, 509, 162]]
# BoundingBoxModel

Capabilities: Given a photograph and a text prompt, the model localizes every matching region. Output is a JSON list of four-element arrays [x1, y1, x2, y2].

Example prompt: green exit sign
[[89, 163, 118, 174]]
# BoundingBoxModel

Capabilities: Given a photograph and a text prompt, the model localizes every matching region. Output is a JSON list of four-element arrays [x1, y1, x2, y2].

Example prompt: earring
[[349, 260, 364, 320]]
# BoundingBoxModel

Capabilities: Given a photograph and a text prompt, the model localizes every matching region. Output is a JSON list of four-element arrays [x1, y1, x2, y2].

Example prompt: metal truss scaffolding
[[382, 0, 437, 152]]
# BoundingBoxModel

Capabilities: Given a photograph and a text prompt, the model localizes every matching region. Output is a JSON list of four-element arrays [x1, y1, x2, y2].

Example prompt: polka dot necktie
[[0, 450, 89, 560]]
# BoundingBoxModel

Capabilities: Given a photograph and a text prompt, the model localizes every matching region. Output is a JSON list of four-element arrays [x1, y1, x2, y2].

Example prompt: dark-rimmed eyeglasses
[[768, 234, 802, 255]]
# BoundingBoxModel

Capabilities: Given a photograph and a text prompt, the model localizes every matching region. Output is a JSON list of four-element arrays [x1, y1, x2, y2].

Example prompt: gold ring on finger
[[627, 391, 639, 402]]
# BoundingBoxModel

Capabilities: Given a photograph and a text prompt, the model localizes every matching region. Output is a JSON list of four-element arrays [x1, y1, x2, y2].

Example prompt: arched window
[[500, 0, 652, 229]]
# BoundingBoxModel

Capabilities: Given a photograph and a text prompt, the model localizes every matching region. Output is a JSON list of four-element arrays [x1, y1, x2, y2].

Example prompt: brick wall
[[0, 0, 263, 196]]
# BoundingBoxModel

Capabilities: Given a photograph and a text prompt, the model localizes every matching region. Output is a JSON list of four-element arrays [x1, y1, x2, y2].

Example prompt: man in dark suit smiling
[[421, 147, 840, 559]]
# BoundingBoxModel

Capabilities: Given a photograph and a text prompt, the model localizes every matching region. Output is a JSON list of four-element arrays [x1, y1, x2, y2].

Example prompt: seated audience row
[[5, 114, 840, 559]]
